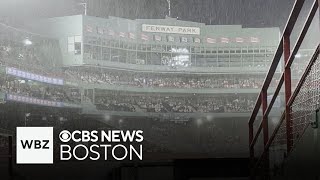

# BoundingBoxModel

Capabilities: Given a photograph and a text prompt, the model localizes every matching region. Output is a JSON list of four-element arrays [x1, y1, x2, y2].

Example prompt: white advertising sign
[[142, 24, 200, 35]]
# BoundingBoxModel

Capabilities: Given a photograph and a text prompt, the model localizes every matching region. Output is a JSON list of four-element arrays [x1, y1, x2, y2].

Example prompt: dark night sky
[[0, 0, 314, 29]]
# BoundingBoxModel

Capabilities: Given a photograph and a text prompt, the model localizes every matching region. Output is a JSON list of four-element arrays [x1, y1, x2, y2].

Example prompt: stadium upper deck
[[1, 15, 306, 118], [28, 15, 281, 73], [5, 15, 315, 119], [0, 15, 290, 156]]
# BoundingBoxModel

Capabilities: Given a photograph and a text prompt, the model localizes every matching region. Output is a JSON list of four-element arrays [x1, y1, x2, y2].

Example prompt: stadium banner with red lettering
[[235, 37, 244, 43], [181, 37, 188, 43], [129, 33, 136, 39], [119, 32, 126, 38], [141, 34, 149, 40], [221, 37, 229, 43], [194, 37, 201, 43], [250, 37, 260, 43], [154, 35, 162, 41], [206, 38, 216, 44], [167, 35, 174, 42], [96, 27, 104, 34]]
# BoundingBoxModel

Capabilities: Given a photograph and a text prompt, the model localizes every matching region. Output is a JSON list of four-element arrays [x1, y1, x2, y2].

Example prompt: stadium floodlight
[[196, 118, 203, 126], [78, 2, 87, 16], [104, 114, 111, 121], [18, 80, 26, 84], [295, 53, 302, 58], [206, 115, 214, 122], [23, 38, 32, 45]]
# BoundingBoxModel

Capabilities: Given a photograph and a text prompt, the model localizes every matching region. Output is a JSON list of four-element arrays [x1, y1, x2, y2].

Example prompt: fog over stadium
[[0, 0, 304, 27], [0, 0, 319, 179]]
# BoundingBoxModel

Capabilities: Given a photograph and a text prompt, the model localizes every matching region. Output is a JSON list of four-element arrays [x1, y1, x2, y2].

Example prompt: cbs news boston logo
[[16, 127, 144, 164]]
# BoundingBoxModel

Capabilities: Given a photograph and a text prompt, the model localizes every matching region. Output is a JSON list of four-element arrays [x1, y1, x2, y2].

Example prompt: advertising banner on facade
[[6, 67, 64, 85], [142, 24, 200, 35]]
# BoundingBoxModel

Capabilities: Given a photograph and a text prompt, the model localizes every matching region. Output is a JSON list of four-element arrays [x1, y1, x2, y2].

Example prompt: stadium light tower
[[79, 2, 87, 16], [166, 0, 171, 17]]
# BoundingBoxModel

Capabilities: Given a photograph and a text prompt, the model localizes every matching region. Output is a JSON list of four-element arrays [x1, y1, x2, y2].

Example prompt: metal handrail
[[250, 0, 319, 149], [248, 0, 306, 125], [254, 44, 319, 170], [248, 0, 319, 177], [250, 44, 320, 173]]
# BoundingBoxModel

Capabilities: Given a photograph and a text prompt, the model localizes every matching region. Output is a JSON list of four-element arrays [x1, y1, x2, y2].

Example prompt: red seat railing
[[248, 0, 319, 178]]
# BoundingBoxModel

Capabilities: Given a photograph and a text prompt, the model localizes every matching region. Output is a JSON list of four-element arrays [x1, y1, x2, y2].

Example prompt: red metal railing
[[248, 0, 319, 177]]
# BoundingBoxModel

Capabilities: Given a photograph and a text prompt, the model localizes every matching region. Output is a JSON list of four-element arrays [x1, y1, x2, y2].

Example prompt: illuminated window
[[68, 36, 82, 55]]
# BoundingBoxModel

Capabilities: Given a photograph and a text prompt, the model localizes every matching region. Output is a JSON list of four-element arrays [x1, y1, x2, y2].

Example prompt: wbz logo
[[16, 127, 53, 164], [20, 139, 50, 149]]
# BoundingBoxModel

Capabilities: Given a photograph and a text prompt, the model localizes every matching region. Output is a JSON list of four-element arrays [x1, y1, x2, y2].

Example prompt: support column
[[262, 91, 269, 146], [283, 35, 293, 152], [249, 122, 255, 180], [261, 90, 269, 178]]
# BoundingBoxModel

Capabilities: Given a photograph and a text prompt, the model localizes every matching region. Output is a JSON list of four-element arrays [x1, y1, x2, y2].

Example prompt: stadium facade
[[29, 15, 280, 68], [25, 15, 283, 114], [0, 15, 296, 155]]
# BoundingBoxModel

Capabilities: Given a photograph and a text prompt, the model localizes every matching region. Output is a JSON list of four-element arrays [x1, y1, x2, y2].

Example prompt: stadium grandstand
[[0, 0, 319, 178], [0, 15, 284, 154]]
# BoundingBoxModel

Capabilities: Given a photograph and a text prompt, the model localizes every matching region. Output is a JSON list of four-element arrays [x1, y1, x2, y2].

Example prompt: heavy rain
[[0, 0, 319, 179]]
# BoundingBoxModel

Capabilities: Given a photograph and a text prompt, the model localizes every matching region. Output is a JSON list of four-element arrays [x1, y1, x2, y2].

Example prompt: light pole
[[166, 0, 171, 17], [25, 113, 30, 126], [79, 2, 87, 16]]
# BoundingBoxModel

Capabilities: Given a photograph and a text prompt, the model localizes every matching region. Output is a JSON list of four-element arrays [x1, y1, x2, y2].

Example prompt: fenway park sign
[[142, 24, 200, 35]]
